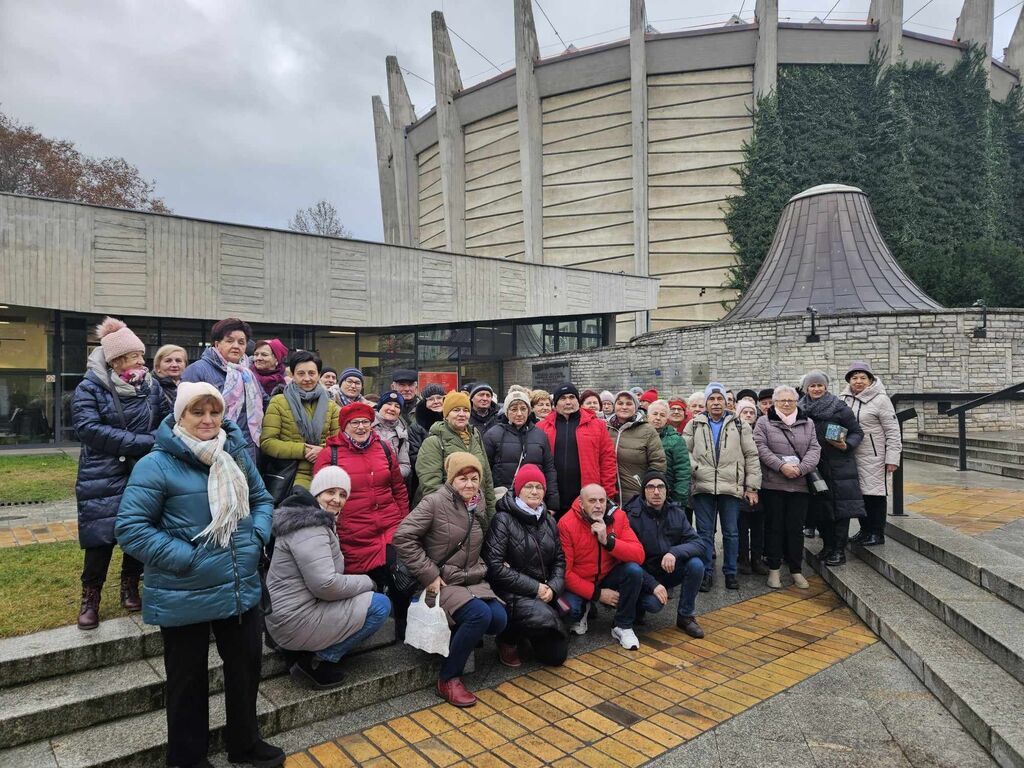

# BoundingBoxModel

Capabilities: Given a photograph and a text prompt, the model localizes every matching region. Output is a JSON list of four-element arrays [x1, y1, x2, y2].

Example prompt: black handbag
[[260, 455, 299, 505], [387, 510, 472, 596], [780, 428, 829, 495]]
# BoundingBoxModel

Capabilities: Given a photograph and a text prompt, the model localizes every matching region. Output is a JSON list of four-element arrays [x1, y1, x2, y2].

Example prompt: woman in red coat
[[313, 402, 411, 636]]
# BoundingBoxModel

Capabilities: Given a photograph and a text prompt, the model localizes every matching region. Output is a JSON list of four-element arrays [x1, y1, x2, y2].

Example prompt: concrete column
[[754, 0, 779, 99], [1004, 5, 1024, 75], [386, 56, 418, 246], [868, 0, 904, 68], [630, 0, 650, 335], [431, 11, 466, 252], [954, 0, 995, 83], [371, 96, 400, 245], [514, 0, 544, 263]]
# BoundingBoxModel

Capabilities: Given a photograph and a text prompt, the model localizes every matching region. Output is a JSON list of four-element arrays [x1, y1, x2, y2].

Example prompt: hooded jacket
[[624, 494, 704, 589], [539, 407, 618, 507], [607, 396, 667, 504], [264, 489, 376, 651], [752, 408, 822, 493], [260, 392, 341, 489], [557, 497, 645, 601], [683, 412, 762, 498], [413, 420, 496, 522], [115, 417, 273, 627], [180, 347, 264, 458], [483, 417, 560, 510], [840, 378, 902, 497], [799, 392, 866, 520]]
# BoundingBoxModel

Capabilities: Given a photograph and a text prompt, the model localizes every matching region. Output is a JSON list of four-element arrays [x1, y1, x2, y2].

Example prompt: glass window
[[581, 317, 602, 336], [0, 373, 54, 445], [580, 335, 600, 349], [558, 334, 579, 352], [559, 320, 579, 336], [158, 319, 208, 367], [515, 324, 544, 357], [315, 331, 356, 372]]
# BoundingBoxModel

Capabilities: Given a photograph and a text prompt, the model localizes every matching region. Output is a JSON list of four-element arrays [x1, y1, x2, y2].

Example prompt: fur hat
[[96, 317, 145, 364], [445, 451, 483, 483], [513, 464, 547, 496], [174, 382, 225, 423], [310, 465, 351, 498], [504, 389, 531, 412], [443, 390, 471, 418]]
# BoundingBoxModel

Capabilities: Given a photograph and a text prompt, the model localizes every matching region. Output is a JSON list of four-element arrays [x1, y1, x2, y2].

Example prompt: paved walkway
[[901, 460, 1024, 536]]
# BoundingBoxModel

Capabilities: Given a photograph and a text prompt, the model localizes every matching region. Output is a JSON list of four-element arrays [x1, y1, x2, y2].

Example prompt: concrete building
[[0, 193, 657, 446], [374, 0, 1024, 338]]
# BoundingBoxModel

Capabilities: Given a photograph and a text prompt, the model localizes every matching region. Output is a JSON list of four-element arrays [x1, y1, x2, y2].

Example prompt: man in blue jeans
[[682, 383, 761, 592], [624, 470, 707, 637]]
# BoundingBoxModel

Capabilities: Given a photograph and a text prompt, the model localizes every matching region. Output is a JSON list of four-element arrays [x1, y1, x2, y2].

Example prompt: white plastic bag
[[405, 590, 452, 657]]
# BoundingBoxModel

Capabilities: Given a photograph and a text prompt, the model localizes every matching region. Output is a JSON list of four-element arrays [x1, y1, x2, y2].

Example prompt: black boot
[[699, 571, 713, 593], [823, 548, 846, 566], [860, 533, 885, 547], [290, 654, 347, 690], [227, 738, 285, 767], [738, 555, 753, 575], [751, 555, 769, 576]]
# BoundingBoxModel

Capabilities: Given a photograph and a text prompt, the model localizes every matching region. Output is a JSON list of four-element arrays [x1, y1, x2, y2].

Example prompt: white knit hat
[[174, 382, 225, 423], [96, 317, 145, 363], [504, 389, 531, 412], [310, 465, 351, 498]]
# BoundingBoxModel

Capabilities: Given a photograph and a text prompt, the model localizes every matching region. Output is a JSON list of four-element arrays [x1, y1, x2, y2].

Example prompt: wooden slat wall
[[417, 145, 446, 250], [647, 66, 752, 330], [463, 109, 525, 260]]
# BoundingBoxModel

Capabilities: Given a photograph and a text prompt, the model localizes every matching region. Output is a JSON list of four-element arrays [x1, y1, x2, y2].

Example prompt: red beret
[[513, 464, 547, 497], [639, 389, 659, 404], [338, 402, 375, 431]]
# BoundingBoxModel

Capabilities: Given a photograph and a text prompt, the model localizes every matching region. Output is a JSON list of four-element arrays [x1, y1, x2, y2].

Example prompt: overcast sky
[[1, 0, 1020, 241]]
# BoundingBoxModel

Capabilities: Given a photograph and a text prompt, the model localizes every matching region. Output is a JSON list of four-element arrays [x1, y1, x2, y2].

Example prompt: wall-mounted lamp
[[972, 299, 988, 339], [806, 306, 820, 343]]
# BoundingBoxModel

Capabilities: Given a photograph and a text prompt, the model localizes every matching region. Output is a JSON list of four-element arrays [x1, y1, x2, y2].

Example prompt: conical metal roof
[[723, 184, 942, 322]]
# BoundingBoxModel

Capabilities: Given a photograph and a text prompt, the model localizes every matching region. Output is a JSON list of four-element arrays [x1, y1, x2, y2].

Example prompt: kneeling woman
[[265, 466, 391, 689], [484, 465, 568, 669], [393, 453, 507, 708]]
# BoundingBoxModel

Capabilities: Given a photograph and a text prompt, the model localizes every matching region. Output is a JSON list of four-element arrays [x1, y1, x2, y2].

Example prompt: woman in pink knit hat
[[70, 316, 169, 630]]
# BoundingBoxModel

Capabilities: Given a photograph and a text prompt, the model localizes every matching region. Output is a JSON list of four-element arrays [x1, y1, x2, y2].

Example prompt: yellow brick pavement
[[904, 482, 1024, 536], [0, 519, 78, 548]]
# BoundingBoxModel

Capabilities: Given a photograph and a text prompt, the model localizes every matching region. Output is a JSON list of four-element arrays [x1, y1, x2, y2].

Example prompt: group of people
[[70, 314, 902, 768]]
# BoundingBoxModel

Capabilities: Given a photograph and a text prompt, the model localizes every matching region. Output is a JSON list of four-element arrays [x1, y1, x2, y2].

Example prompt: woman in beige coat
[[607, 390, 667, 504], [392, 452, 506, 708]]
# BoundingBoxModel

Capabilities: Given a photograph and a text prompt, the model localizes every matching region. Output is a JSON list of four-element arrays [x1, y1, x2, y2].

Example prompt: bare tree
[[288, 199, 352, 237]]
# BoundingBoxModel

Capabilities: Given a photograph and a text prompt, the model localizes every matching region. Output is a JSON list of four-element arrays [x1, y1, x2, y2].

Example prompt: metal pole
[[958, 412, 968, 471]]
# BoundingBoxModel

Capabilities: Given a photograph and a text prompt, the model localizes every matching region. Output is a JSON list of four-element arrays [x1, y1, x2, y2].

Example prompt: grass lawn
[[0, 454, 78, 504], [0, 541, 133, 637]]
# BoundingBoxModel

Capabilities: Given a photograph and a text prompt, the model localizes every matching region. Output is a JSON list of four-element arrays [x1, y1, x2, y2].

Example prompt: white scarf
[[173, 424, 251, 548]]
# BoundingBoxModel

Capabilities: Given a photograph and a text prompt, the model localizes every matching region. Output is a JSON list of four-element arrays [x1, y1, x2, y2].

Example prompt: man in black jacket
[[624, 470, 707, 638]]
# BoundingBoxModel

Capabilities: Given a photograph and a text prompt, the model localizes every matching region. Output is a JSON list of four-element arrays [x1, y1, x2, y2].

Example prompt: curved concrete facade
[[375, 1, 1024, 338]]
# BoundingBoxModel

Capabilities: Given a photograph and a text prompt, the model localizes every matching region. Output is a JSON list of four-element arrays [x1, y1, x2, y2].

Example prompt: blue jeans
[[316, 593, 392, 663], [639, 556, 706, 619], [440, 598, 507, 681], [694, 493, 741, 577], [564, 561, 645, 629]]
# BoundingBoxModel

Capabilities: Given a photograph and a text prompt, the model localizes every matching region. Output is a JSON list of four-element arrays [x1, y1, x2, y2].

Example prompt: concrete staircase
[[0, 615, 452, 767], [807, 517, 1024, 768], [903, 432, 1024, 479]]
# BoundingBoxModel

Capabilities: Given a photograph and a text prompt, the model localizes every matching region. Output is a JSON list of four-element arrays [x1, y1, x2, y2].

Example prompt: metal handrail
[[944, 382, 1024, 470]]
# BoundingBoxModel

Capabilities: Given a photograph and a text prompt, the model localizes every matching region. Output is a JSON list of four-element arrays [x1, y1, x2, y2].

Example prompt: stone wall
[[503, 310, 1024, 433]]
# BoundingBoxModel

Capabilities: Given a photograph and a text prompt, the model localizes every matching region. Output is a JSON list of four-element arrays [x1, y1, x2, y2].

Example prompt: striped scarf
[[173, 425, 251, 548]]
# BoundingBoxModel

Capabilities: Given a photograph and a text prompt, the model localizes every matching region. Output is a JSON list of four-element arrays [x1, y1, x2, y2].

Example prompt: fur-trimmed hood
[[272, 488, 336, 537]]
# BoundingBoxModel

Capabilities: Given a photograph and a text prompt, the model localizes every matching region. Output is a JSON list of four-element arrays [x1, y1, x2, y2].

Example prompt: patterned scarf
[[173, 424, 251, 548], [213, 348, 263, 443]]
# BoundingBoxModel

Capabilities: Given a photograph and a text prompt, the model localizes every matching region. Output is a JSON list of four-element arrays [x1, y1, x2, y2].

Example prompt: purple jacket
[[752, 408, 821, 493]]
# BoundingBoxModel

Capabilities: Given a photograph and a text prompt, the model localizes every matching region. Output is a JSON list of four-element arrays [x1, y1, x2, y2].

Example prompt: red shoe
[[436, 677, 477, 707], [497, 643, 522, 668]]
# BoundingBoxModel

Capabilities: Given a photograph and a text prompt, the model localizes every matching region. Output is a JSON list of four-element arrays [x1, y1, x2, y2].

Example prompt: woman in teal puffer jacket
[[116, 382, 283, 768]]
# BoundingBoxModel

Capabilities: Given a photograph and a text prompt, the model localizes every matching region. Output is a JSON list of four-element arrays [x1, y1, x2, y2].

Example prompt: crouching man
[[558, 483, 647, 650], [624, 470, 707, 639]]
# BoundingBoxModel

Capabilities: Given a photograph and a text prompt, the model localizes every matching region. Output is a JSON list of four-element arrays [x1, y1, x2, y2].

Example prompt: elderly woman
[[181, 317, 264, 459], [414, 391, 496, 521], [153, 344, 187, 410], [580, 389, 602, 416], [799, 371, 865, 566], [266, 468, 391, 690], [607, 390, 667, 504], [841, 361, 902, 546], [484, 465, 567, 669], [373, 391, 411, 479], [530, 390, 553, 422], [116, 383, 283, 768], [483, 389, 559, 511], [72, 317, 167, 630], [393, 453, 506, 707], [687, 391, 706, 418], [260, 350, 340, 495], [329, 367, 367, 407], [667, 398, 689, 435], [735, 399, 768, 575], [753, 386, 821, 590], [645, 399, 691, 506], [251, 338, 289, 399]]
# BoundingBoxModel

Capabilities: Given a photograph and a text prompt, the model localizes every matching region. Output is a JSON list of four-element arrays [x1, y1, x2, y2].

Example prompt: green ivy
[[724, 47, 1024, 308]]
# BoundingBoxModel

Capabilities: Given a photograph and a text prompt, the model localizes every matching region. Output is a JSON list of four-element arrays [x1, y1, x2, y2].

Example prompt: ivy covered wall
[[725, 49, 1024, 308]]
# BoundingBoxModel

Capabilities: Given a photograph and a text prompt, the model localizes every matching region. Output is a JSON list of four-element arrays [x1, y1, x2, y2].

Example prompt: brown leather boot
[[498, 642, 522, 668], [120, 576, 142, 612], [436, 677, 477, 707], [78, 586, 102, 630]]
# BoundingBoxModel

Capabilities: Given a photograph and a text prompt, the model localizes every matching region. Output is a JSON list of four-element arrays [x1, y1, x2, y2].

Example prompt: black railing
[[944, 381, 1024, 471]]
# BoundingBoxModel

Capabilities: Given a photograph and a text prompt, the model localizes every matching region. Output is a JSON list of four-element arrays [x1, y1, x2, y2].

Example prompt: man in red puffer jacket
[[558, 484, 647, 651]]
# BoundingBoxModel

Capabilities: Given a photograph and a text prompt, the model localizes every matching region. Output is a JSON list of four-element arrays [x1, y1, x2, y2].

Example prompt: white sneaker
[[569, 603, 589, 635], [792, 573, 810, 589], [611, 626, 640, 650]]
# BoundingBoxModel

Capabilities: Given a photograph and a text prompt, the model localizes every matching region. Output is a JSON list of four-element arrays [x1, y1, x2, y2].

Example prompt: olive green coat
[[607, 418, 667, 504], [260, 394, 341, 489], [413, 420, 496, 524]]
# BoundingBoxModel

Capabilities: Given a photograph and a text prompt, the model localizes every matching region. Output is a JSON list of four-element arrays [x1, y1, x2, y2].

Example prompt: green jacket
[[260, 394, 341, 489], [413, 420, 496, 525], [607, 418, 667, 504], [658, 425, 691, 504]]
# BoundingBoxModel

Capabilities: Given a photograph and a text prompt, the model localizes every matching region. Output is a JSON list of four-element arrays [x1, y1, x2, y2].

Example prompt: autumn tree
[[288, 199, 351, 237], [0, 108, 169, 212]]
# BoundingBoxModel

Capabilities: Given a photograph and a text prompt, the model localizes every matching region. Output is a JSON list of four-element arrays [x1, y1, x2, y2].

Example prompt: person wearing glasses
[[624, 470, 707, 638]]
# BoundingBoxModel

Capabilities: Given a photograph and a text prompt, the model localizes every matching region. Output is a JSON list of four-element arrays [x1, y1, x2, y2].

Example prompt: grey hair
[[648, 399, 670, 414], [687, 391, 706, 406], [773, 385, 798, 401]]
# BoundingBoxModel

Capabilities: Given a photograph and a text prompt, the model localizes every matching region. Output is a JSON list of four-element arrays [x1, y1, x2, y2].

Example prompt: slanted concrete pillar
[[386, 56, 418, 246], [868, 0, 904, 68], [431, 11, 466, 253], [754, 0, 779, 99], [630, 0, 650, 334], [954, 0, 995, 83], [514, 0, 544, 263], [372, 96, 401, 245], [1004, 5, 1024, 76]]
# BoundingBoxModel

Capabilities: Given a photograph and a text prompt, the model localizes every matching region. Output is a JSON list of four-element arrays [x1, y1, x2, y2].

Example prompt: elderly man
[[558, 484, 647, 650], [624, 470, 707, 638], [683, 382, 761, 592], [390, 369, 420, 426], [469, 383, 499, 432]]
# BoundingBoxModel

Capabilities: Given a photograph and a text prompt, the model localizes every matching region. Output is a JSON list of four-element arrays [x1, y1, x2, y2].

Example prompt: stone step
[[0, 640, 447, 768], [904, 439, 1024, 466], [902, 448, 1024, 480], [918, 432, 1024, 453], [851, 537, 1024, 686], [885, 516, 1024, 612], [806, 541, 1024, 768]]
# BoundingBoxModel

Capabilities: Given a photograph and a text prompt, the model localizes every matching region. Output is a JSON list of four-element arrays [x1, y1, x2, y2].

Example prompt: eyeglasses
[[775, 399, 797, 405], [521, 483, 545, 492], [645, 483, 667, 491], [347, 419, 372, 427]]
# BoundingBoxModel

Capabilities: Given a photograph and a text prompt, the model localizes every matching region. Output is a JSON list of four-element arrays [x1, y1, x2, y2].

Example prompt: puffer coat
[[312, 432, 409, 575], [841, 379, 902, 497], [657, 425, 691, 505], [392, 484, 499, 625], [413, 420, 495, 521], [72, 368, 167, 549], [683, 413, 762, 498], [607, 417, 667, 504], [624, 495, 704, 589], [800, 392, 866, 520], [260, 392, 340, 489], [115, 417, 273, 627], [752, 408, 822, 493], [483, 493, 567, 638], [482, 418, 560, 510], [264, 489, 376, 651], [180, 348, 265, 458]]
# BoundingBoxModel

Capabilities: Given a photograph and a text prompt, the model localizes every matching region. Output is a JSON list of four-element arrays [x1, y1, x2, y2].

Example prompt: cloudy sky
[[1, 0, 1020, 241]]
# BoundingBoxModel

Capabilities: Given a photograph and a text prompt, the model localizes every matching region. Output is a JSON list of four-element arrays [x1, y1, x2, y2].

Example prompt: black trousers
[[762, 490, 809, 573], [368, 564, 411, 638], [499, 625, 569, 667], [81, 544, 143, 588], [161, 608, 263, 767], [863, 494, 887, 536], [738, 506, 765, 561]]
